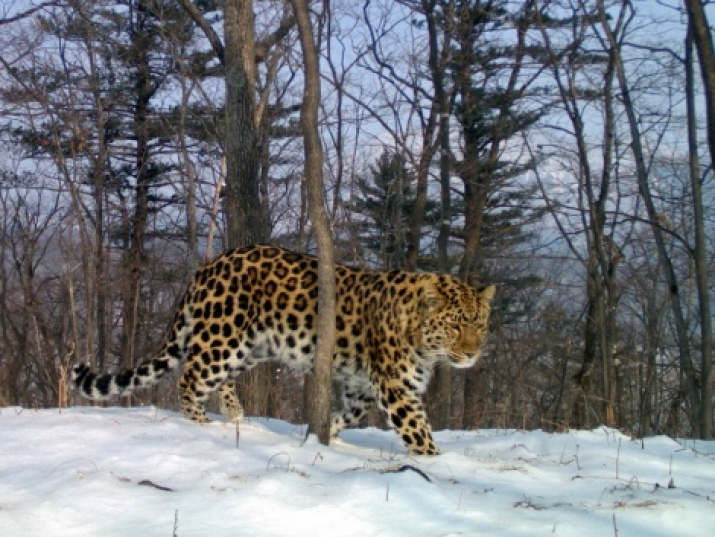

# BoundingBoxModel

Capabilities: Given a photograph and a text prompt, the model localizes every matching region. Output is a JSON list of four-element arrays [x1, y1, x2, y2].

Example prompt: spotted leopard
[[72, 244, 495, 455]]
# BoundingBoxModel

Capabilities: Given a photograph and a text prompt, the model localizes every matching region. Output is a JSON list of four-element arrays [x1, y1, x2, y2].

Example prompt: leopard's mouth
[[446, 350, 480, 368]]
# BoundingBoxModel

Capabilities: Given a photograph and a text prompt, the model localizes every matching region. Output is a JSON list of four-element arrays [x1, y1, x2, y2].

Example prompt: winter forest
[[0, 0, 713, 442]]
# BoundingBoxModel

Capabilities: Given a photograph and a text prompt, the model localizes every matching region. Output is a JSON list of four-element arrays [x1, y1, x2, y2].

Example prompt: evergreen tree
[[447, 0, 547, 281], [351, 150, 438, 270]]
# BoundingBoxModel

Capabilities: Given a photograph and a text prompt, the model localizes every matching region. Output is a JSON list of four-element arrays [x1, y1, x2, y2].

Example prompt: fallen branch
[[138, 479, 174, 492], [383, 464, 432, 483]]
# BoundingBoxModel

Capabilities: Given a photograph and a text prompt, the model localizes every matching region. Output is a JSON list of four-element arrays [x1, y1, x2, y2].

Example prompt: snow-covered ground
[[0, 406, 713, 536]]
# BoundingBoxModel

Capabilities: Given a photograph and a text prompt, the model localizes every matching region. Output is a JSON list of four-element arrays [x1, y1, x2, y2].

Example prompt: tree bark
[[223, 0, 269, 248], [684, 0, 715, 166], [222, 0, 273, 417], [425, 0, 453, 430], [685, 23, 713, 439], [404, 1, 448, 272], [291, 0, 335, 446]]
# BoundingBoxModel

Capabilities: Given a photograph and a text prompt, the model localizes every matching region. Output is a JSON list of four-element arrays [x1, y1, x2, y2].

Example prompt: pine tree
[[423, 0, 550, 428], [351, 150, 438, 270]]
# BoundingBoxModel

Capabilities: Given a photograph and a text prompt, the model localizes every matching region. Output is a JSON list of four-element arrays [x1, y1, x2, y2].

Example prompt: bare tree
[[596, 0, 707, 437], [421, 0, 454, 430], [533, 0, 624, 428], [338, 2, 442, 269], [291, 0, 335, 445], [683, 0, 713, 440], [0, 1, 61, 25]]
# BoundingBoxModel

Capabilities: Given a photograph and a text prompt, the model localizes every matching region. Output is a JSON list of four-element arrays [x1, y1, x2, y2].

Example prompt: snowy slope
[[0, 407, 713, 537]]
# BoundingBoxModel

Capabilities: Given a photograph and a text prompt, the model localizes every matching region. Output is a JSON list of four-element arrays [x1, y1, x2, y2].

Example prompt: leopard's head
[[415, 276, 496, 367]]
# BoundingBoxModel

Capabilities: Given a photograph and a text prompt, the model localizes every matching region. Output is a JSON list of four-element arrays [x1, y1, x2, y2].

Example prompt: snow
[[1, 407, 713, 536]]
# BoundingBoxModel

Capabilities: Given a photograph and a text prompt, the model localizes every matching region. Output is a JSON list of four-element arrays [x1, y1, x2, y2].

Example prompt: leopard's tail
[[71, 294, 193, 401]]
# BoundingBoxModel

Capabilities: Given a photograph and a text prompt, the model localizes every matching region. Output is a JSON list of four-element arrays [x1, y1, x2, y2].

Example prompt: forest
[[0, 0, 713, 440]]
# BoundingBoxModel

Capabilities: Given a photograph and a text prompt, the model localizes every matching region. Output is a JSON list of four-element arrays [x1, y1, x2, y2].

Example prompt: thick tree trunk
[[223, 0, 269, 248], [222, 0, 273, 417]]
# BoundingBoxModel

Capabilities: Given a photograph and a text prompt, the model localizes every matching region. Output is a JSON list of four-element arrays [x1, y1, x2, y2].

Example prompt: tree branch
[[175, 0, 225, 64], [0, 1, 63, 25], [255, 11, 295, 62]]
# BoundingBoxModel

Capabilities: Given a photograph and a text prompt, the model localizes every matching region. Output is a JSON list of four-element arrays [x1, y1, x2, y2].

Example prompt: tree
[[684, 0, 715, 167], [351, 150, 436, 269], [178, 0, 298, 418], [683, 0, 713, 440], [178, 0, 296, 249], [432, 0, 546, 428], [532, 0, 624, 429], [336, 1, 444, 272], [596, 0, 707, 438], [291, 0, 335, 446], [222, 0, 270, 247]]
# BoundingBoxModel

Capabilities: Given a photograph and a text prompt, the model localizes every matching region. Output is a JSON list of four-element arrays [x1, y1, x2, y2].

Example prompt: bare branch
[[175, 0, 225, 64], [0, 1, 62, 26]]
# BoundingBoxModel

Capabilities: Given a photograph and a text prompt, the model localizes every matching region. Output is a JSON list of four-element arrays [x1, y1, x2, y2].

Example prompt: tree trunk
[[291, 0, 335, 446], [427, 0, 453, 430], [684, 0, 715, 166], [223, 0, 273, 417], [85, 33, 108, 371], [405, 0, 447, 272], [573, 44, 619, 426], [223, 0, 268, 248], [685, 24, 713, 439], [121, 0, 153, 370]]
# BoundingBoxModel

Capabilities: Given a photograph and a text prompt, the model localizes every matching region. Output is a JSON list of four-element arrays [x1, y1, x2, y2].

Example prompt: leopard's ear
[[479, 284, 496, 303]]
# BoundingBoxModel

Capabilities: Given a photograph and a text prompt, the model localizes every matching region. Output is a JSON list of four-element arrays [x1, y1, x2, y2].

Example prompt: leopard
[[72, 244, 495, 455]]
